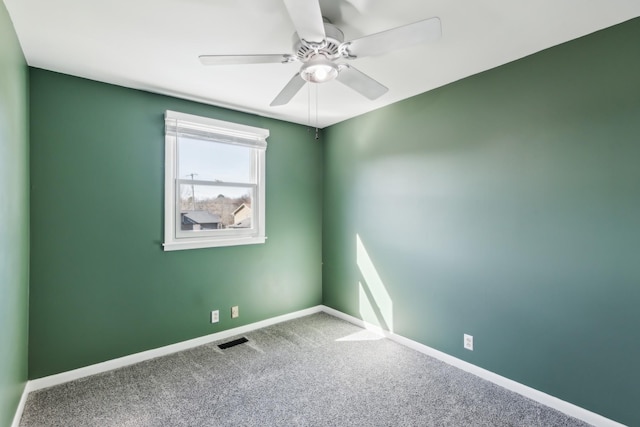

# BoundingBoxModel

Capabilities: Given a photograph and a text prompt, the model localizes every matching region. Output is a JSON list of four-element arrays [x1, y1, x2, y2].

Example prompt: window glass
[[164, 111, 268, 251], [178, 184, 253, 230], [178, 136, 253, 183]]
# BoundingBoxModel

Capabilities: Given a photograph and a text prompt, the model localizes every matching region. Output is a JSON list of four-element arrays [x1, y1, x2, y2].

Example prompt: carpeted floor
[[20, 313, 592, 426]]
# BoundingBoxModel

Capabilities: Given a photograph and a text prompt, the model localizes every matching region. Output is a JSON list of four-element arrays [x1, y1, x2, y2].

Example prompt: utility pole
[[187, 173, 197, 210]]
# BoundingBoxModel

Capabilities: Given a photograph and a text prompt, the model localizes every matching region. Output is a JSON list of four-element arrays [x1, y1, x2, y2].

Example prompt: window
[[163, 111, 268, 251]]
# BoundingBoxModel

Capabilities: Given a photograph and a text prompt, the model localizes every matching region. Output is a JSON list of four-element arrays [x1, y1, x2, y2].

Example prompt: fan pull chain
[[307, 82, 311, 130], [315, 84, 319, 140]]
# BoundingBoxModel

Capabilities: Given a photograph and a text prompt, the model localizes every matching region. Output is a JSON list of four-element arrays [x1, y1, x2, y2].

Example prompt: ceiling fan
[[199, 0, 441, 107]]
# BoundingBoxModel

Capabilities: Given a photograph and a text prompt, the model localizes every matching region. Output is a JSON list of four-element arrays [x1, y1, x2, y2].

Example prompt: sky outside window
[[178, 136, 252, 183]]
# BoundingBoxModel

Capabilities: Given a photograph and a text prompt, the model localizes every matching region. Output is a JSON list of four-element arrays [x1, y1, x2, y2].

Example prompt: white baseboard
[[11, 382, 30, 427], [16, 305, 625, 427], [27, 305, 323, 392], [320, 305, 625, 427]]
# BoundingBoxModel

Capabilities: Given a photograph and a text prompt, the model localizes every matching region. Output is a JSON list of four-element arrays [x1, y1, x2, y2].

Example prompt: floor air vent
[[218, 337, 248, 349]]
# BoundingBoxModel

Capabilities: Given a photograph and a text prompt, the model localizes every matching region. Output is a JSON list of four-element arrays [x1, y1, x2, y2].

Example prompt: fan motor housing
[[293, 22, 344, 62]]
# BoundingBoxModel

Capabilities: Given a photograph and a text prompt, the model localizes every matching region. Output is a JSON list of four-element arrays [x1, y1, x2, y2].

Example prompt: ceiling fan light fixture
[[300, 58, 339, 83]]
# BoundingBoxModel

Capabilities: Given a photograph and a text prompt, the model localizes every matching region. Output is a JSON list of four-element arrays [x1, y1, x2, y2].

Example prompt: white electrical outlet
[[210, 310, 219, 323], [464, 334, 473, 351], [231, 305, 239, 319]]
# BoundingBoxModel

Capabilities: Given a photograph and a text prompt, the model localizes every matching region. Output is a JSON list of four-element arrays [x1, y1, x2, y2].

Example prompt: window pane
[[178, 136, 253, 183], [179, 184, 253, 230]]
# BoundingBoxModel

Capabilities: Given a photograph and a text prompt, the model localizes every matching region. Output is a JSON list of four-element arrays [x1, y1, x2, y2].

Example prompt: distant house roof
[[181, 210, 221, 224]]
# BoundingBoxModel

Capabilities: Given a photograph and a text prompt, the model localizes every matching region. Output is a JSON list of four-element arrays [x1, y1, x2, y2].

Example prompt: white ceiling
[[4, 0, 640, 128]]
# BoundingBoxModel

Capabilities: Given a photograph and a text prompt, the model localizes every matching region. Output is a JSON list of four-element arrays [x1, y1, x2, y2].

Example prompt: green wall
[[323, 18, 640, 426], [0, 3, 29, 427], [28, 69, 323, 379]]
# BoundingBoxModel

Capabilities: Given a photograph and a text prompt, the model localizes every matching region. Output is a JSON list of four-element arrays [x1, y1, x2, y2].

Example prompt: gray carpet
[[20, 313, 592, 426]]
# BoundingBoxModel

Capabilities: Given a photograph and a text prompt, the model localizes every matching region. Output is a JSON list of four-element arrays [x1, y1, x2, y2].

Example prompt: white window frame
[[163, 110, 268, 251]]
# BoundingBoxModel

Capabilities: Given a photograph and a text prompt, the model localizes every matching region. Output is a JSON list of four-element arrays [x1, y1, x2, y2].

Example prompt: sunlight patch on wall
[[357, 234, 393, 332]]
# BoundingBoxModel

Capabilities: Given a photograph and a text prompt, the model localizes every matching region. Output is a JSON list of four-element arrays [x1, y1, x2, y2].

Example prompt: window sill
[[162, 236, 266, 251]]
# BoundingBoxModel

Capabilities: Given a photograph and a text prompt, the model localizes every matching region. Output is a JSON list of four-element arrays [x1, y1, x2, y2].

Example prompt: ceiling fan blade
[[199, 54, 294, 66], [270, 73, 307, 106], [336, 65, 388, 100], [343, 17, 441, 59], [282, 0, 326, 45]]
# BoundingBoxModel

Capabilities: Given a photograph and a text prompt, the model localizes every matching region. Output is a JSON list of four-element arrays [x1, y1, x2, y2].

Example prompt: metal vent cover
[[218, 337, 249, 349]]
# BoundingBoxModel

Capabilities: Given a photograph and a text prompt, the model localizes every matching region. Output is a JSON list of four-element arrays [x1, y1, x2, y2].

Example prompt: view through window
[[164, 111, 268, 250]]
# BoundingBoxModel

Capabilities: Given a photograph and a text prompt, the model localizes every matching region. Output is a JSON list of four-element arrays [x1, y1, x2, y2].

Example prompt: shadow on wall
[[356, 234, 393, 333]]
